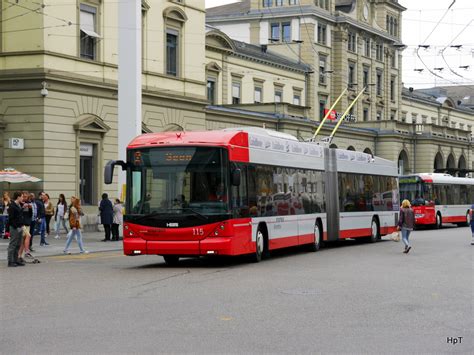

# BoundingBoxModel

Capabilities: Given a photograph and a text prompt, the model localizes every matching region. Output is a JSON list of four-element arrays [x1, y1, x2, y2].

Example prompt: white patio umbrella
[[0, 167, 41, 190]]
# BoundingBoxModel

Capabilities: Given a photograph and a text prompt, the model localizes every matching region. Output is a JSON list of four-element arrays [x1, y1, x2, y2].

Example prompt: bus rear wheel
[[435, 213, 442, 229], [163, 255, 180, 266], [369, 218, 379, 243]]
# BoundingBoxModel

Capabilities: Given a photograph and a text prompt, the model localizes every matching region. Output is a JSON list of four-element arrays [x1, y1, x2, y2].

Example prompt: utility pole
[[118, 0, 142, 200]]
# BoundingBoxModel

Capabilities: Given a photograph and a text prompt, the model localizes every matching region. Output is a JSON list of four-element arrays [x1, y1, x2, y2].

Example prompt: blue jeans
[[38, 217, 46, 244], [64, 228, 85, 253], [55, 217, 69, 236], [0, 215, 8, 235], [401, 228, 411, 248]]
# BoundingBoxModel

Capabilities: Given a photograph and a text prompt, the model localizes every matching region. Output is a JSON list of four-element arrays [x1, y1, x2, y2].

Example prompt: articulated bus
[[105, 127, 399, 265], [399, 173, 473, 228]]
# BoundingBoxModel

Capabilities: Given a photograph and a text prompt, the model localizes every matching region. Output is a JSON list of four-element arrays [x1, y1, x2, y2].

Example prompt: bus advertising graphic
[[105, 127, 399, 265]]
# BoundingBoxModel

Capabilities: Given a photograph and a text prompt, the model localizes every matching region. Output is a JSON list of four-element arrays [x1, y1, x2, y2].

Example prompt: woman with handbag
[[63, 196, 88, 254], [398, 199, 415, 254], [99, 193, 114, 242]]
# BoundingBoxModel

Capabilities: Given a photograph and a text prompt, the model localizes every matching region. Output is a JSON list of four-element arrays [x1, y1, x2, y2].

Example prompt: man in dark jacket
[[99, 193, 114, 241], [36, 192, 48, 246], [7, 191, 25, 267]]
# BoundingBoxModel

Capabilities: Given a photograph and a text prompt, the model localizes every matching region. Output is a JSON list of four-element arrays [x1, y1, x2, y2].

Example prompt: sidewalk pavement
[[0, 230, 123, 261]]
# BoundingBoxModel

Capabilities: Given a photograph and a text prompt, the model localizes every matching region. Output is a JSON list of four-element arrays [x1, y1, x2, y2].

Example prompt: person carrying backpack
[[398, 199, 415, 254]]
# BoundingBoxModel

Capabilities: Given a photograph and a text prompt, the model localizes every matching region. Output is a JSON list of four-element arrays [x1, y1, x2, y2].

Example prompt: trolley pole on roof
[[327, 87, 366, 144], [312, 88, 347, 140], [118, 0, 142, 200]]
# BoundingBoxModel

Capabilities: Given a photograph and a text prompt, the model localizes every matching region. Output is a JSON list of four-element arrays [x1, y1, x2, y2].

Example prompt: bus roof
[[401, 173, 474, 185], [127, 127, 398, 176]]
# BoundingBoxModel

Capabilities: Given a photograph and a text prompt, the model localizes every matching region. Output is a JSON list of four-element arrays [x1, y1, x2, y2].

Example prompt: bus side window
[[247, 166, 258, 216], [231, 165, 249, 218]]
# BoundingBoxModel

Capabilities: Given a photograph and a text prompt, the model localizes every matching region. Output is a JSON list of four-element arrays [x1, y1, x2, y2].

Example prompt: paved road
[[1, 226, 472, 354]]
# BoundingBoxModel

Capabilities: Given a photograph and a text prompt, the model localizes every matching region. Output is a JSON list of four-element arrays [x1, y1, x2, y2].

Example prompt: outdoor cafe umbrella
[[0, 167, 41, 191]]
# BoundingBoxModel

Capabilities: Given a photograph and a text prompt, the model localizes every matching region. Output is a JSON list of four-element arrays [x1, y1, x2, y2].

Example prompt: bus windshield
[[399, 176, 432, 206], [126, 147, 230, 226]]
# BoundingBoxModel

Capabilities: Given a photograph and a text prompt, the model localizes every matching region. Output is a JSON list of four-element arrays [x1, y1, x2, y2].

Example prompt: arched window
[[398, 150, 409, 175], [347, 146, 355, 151], [363, 148, 373, 155], [434, 152, 443, 171], [447, 154, 455, 170], [329, 143, 338, 149]]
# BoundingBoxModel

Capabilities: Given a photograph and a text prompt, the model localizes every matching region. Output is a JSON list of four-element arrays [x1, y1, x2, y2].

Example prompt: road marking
[[47, 252, 123, 262], [219, 316, 234, 321]]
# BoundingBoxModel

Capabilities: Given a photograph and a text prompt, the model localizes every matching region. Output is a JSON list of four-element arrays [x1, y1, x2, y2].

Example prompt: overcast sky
[[205, 0, 474, 89]]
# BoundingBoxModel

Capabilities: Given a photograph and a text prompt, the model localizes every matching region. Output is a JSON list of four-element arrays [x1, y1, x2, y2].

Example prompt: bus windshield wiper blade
[[182, 208, 208, 220]]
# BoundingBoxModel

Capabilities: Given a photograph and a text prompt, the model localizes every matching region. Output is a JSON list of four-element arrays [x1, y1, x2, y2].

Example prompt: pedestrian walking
[[63, 196, 88, 254], [7, 191, 25, 267], [28, 192, 38, 251], [18, 191, 33, 260], [398, 199, 415, 254], [470, 204, 474, 245], [112, 199, 123, 241], [54, 194, 69, 239], [44, 193, 54, 236], [99, 193, 113, 242]]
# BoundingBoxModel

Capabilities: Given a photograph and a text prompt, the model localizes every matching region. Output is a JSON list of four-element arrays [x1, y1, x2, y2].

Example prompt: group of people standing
[[99, 193, 123, 242], [4, 191, 87, 267]]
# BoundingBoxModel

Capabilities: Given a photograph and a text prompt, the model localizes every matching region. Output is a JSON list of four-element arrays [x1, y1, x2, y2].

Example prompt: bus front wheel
[[163, 255, 180, 266], [308, 221, 322, 252], [252, 228, 266, 263]]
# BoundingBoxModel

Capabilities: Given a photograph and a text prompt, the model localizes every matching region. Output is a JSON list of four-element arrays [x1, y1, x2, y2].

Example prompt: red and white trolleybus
[[105, 127, 399, 265], [399, 173, 473, 228]]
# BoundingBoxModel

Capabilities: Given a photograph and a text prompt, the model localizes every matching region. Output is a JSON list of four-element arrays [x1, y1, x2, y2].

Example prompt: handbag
[[389, 231, 400, 242]]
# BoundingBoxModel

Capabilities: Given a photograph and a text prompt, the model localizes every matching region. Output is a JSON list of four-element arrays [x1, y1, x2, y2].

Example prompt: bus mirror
[[231, 169, 241, 186], [104, 160, 127, 184]]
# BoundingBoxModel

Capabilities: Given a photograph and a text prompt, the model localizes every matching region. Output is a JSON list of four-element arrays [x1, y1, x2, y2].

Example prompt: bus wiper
[[133, 209, 175, 221], [182, 208, 208, 220]]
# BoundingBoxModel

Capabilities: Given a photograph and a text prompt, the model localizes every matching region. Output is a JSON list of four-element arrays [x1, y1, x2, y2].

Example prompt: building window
[[376, 110, 382, 121], [275, 0, 283, 6], [319, 96, 327, 120], [363, 66, 369, 91], [166, 29, 179, 76], [289, 0, 298, 4], [348, 62, 355, 88], [363, 107, 369, 121], [271, 22, 291, 42], [274, 90, 283, 103], [376, 43, 383, 61], [376, 70, 382, 96], [364, 37, 371, 57], [207, 78, 216, 104], [80, 4, 99, 60], [254, 86, 262, 103], [232, 82, 241, 104], [390, 77, 396, 101], [348, 32, 356, 52], [317, 23, 327, 45], [318, 0, 329, 10], [263, 0, 273, 7], [319, 55, 327, 85], [293, 91, 301, 105]]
